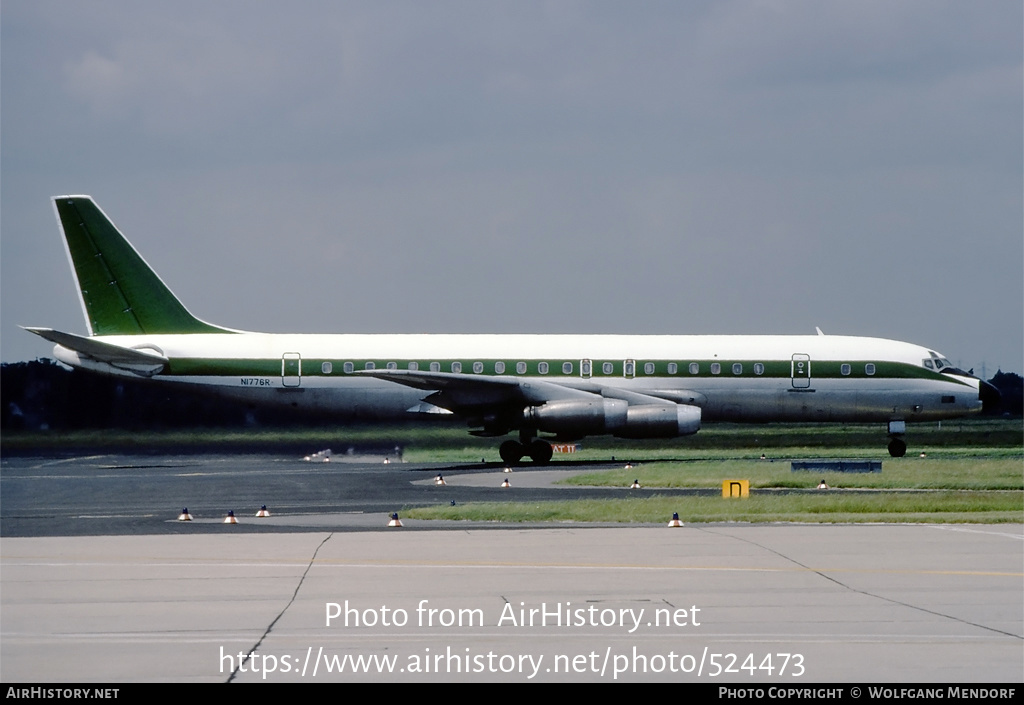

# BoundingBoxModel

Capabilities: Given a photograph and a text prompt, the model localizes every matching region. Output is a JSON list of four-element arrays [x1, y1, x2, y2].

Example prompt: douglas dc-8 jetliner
[[26, 196, 998, 462]]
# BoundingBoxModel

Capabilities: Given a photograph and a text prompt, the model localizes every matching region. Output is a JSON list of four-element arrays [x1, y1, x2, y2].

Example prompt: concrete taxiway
[[1, 453, 1022, 683], [0, 453, 664, 537]]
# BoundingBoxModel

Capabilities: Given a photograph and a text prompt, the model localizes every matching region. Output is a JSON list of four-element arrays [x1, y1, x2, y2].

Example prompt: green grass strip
[[404, 491, 1023, 524], [562, 457, 1024, 491]]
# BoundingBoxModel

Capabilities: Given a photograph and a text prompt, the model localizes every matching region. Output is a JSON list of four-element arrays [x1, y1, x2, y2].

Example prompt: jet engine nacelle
[[525, 399, 701, 438], [526, 399, 629, 434], [614, 404, 701, 438]]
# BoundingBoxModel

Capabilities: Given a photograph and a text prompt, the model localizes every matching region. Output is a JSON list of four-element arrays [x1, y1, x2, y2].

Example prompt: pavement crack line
[[696, 526, 1022, 641], [227, 533, 334, 682]]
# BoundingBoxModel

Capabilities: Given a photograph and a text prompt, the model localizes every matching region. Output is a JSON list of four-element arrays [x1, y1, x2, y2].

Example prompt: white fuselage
[[52, 332, 984, 424]]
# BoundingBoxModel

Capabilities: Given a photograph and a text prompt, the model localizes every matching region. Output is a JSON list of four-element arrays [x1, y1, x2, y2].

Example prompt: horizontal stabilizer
[[23, 327, 168, 366]]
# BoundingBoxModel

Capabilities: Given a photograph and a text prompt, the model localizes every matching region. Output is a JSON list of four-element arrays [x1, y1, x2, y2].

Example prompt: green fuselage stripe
[[163, 357, 961, 384]]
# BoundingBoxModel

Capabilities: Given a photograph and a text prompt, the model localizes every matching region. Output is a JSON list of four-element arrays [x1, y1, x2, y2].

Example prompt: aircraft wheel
[[888, 438, 907, 457], [499, 440, 524, 465], [528, 439, 553, 465]]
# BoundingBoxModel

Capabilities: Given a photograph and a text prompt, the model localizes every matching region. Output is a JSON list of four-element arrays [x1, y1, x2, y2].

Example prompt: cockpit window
[[927, 352, 953, 371]]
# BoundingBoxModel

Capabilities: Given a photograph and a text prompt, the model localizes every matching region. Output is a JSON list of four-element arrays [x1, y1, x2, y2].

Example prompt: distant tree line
[[987, 370, 1023, 418], [2, 358, 1022, 432], [1, 359, 320, 431]]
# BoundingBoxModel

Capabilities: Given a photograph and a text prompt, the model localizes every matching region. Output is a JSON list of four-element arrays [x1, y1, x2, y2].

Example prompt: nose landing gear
[[887, 437, 907, 457], [887, 420, 907, 457]]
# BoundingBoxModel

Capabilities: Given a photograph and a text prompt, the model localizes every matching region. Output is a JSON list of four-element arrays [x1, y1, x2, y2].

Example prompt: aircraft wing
[[355, 369, 597, 411], [356, 369, 703, 438], [357, 369, 705, 408]]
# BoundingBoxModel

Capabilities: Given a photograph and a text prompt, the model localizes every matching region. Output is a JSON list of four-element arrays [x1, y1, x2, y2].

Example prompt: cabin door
[[282, 353, 302, 387], [791, 354, 811, 388]]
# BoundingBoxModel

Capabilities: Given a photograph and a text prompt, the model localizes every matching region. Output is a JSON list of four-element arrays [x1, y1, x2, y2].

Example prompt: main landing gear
[[499, 431, 553, 465]]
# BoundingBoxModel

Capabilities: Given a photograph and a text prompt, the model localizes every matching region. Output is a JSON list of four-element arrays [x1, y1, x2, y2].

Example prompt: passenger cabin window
[[562, 362, 573, 374], [732, 363, 743, 375], [386, 362, 397, 370], [538, 362, 549, 374], [689, 363, 700, 375], [667, 362, 677, 375], [516, 361, 527, 374], [343, 362, 354, 374], [430, 362, 441, 372], [865, 363, 876, 375], [408, 361, 419, 371], [495, 361, 505, 374], [644, 362, 655, 375], [841, 364, 851, 376], [365, 361, 375, 370], [581, 360, 591, 376], [624, 361, 634, 376], [603, 362, 614, 375], [710, 363, 721, 375], [753, 363, 764, 375], [451, 361, 462, 373], [322, 361, 333, 374], [472, 361, 484, 374]]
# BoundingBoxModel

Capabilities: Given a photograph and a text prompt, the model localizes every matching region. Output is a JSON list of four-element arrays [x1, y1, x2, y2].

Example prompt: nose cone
[[979, 379, 1001, 413]]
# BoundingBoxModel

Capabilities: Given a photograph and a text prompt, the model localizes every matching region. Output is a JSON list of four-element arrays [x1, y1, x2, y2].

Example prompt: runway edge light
[[388, 512, 403, 527], [224, 510, 237, 524], [256, 505, 271, 517], [177, 508, 192, 521], [667, 512, 683, 528]]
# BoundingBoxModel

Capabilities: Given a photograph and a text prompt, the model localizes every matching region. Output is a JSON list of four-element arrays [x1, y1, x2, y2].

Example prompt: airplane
[[25, 195, 999, 463]]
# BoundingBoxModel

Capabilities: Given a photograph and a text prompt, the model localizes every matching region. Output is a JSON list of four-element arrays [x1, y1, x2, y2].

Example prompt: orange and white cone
[[667, 512, 683, 528], [434, 475, 446, 485]]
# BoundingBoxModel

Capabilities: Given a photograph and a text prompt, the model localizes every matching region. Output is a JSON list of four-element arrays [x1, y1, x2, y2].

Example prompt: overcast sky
[[2, 1, 1021, 376]]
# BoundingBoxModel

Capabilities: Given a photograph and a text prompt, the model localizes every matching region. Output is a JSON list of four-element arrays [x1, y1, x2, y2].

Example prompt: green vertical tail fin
[[53, 196, 231, 336]]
